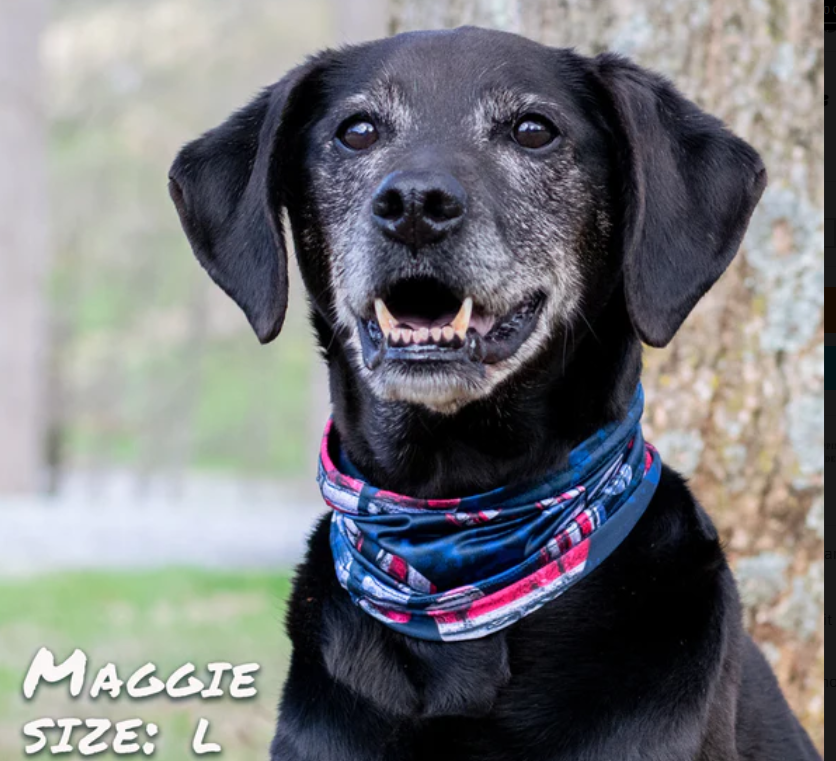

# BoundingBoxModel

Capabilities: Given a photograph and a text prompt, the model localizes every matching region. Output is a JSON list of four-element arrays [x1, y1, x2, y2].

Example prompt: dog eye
[[337, 118, 379, 151], [512, 115, 559, 150]]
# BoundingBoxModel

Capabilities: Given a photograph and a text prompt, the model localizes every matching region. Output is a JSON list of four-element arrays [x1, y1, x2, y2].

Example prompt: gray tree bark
[[390, 1, 824, 750], [0, 0, 50, 494]]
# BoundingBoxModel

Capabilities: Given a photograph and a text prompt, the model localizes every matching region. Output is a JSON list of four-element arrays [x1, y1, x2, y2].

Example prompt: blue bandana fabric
[[320, 386, 662, 642]]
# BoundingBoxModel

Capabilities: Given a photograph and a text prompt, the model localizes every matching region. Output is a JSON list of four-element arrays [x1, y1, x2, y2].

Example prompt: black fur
[[169, 27, 818, 761]]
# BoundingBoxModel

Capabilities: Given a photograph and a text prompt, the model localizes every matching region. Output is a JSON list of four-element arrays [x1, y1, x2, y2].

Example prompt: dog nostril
[[372, 189, 404, 221], [372, 171, 467, 249], [424, 189, 464, 222]]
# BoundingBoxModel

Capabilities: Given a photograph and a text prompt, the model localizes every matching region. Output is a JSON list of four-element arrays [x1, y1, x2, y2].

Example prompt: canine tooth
[[430, 327, 442, 343], [375, 298, 397, 337], [416, 327, 429, 344], [441, 326, 455, 343], [450, 297, 473, 341]]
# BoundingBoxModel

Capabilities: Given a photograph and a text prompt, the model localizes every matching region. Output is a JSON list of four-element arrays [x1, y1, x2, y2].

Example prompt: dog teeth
[[375, 298, 397, 338], [376, 294, 477, 349], [450, 297, 472, 342]]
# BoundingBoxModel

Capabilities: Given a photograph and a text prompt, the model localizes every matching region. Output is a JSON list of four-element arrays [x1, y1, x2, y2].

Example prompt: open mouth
[[357, 277, 545, 370]]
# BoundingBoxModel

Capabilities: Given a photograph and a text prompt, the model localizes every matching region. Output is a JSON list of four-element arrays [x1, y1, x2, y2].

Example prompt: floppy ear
[[595, 54, 767, 348], [168, 59, 323, 344]]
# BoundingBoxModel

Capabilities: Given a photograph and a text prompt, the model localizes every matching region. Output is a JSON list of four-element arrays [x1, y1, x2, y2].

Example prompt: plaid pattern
[[321, 386, 662, 642]]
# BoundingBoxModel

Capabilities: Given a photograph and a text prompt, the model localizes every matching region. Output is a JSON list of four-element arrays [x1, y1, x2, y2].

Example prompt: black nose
[[372, 171, 467, 250]]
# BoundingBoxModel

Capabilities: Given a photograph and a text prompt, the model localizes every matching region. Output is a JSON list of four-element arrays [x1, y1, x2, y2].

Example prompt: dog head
[[169, 27, 765, 415]]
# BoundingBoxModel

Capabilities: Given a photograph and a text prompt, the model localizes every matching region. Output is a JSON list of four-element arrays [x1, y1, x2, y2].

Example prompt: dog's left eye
[[336, 117, 379, 151], [512, 115, 559, 150]]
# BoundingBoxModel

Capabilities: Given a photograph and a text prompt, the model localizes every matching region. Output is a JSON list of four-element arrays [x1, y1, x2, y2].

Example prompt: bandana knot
[[319, 385, 662, 642]]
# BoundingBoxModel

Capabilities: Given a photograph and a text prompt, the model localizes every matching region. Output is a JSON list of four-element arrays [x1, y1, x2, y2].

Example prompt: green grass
[[0, 570, 293, 760]]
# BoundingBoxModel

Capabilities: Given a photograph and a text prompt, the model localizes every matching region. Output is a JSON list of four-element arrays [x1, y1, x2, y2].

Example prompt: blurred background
[[0, 0, 823, 758]]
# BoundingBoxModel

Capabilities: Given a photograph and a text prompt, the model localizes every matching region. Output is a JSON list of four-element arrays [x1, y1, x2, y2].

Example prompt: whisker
[[562, 325, 569, 374], [576, 308, 600, 344]]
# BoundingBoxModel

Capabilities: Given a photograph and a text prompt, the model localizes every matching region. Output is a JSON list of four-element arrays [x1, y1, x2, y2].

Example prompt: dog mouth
[[357, 276, 545, 370]]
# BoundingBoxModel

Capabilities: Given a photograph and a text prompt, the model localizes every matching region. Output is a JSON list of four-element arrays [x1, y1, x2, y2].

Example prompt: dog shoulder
[[285, 513, 513, 721], [284, 513, 335, 652]]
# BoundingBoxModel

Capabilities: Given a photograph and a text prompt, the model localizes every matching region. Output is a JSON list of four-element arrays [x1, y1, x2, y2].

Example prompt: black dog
[[169, 27, 819, 761]]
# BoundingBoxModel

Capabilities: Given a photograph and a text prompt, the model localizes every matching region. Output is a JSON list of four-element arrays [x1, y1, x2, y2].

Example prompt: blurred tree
[[390, 0, 824, 750], [0, 0, 49, 493], [45, 1, 333, 485]]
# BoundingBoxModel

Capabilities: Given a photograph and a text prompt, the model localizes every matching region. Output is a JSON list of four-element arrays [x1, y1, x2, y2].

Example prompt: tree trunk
[[0, 0, 49, 494], [390, 1, 824, 750]]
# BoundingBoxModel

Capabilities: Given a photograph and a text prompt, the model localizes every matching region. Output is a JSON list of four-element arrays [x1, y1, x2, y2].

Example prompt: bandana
[[320, 385, 662, 642]]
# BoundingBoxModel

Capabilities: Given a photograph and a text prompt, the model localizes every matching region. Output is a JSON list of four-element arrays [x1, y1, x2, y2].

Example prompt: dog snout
[[372, 170, 467, 250]]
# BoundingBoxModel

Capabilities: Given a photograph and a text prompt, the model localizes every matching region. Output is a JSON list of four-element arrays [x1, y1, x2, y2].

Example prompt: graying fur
[[307, 65, 611, 413]]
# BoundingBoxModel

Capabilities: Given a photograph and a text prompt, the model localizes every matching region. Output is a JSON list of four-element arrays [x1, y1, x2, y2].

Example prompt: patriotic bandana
[[319, 385, 662, 642]]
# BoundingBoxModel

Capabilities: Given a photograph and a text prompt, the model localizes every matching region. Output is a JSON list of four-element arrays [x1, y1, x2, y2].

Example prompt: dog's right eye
[[336, 118, 379, 151], [512, 115, 559, 150]]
